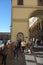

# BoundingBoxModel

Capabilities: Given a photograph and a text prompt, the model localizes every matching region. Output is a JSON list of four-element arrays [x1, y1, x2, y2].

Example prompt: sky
[[0, 0, 11, 32]]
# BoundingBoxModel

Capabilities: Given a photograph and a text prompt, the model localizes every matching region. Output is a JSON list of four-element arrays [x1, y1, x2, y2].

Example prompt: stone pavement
[[0, 51, 43, 65], [6, 52, 26, 65], [25, 51, 43, 65], [25, 53, 36, 65], [33, 51, 43, 65]]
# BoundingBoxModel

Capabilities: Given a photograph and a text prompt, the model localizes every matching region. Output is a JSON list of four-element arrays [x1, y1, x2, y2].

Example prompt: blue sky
[[0, 0, 11, 32]]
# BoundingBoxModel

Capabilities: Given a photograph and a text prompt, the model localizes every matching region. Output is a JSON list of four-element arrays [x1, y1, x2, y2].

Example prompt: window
[[17, 0, 23, 5], [38, 0, 43, 6]]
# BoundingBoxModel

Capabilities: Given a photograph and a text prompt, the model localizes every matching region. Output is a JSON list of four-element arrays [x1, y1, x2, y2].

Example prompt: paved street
[[25, 53, 36, 65], [6, 52, 26, 65], [33, 51, 43, 65], [0, 51, 43, 65], [25, 51, 43, 65], [6, 51, 43, 65]]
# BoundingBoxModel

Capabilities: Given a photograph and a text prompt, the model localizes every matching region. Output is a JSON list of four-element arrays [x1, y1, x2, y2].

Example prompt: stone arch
[[17, 32, 24, 41], [28, 10, 43, 40], [29, 10, 43, 19]]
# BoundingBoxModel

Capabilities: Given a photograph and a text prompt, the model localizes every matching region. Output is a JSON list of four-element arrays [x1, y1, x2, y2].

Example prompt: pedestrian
[[1, 41, 8, 65], [21, 41, 26, 52], [18, 39, 22, 50], [13, 41, 18, 59]]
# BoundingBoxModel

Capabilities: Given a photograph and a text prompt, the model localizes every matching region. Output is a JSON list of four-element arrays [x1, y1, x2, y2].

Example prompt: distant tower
[[11, 0, 43, 42]]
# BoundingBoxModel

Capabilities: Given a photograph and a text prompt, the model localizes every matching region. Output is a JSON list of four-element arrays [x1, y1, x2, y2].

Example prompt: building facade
[[11, 0, 43, 42]]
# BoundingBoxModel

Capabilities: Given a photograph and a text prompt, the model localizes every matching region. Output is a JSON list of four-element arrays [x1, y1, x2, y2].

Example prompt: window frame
[[17, 0, 23, 5], [38, 0, 43, 6]]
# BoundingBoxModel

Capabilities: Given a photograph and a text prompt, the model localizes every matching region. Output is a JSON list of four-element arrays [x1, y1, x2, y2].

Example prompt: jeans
[[2, 54, 7, 65]]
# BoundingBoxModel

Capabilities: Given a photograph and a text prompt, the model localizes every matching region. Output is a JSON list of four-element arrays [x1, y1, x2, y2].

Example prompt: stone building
[[11, 0, 43, 42]]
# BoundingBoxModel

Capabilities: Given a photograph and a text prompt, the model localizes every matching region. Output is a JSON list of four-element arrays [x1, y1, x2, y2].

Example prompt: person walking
[[1, 41, 8, 65], [13, 41, 18, 59]]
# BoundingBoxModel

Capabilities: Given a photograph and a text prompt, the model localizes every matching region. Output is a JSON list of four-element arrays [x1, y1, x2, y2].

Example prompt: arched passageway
[[28, 10, 43, 40]]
